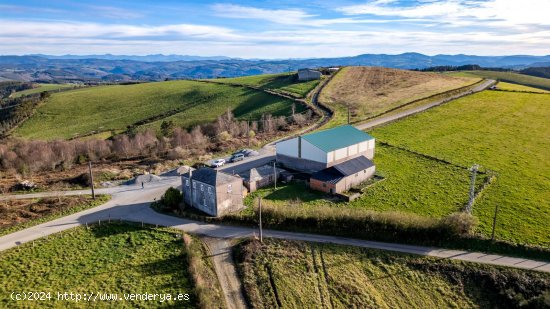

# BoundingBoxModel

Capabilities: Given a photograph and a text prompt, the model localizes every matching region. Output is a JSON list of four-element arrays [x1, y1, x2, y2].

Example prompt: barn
[[310, 155, 375, 194], [275, 125, 375, 173], [297, 68, 321, 81]]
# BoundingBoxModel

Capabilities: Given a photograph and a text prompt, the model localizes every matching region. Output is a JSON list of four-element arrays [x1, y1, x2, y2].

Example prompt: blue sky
[[1, 0, 549, 58]]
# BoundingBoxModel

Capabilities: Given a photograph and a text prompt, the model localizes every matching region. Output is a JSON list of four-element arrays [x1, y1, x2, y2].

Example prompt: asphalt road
[[356, 79, 496, 131], [0, 179, 549, 273]]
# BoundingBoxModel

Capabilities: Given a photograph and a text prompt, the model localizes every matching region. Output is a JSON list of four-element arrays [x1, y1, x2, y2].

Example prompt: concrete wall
[[276, 137, 299, 158], [277, 153, 327, 173], [334, 165, 376, 193]]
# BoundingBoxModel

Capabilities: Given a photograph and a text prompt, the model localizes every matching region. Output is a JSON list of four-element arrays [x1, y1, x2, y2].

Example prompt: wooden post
[[88, 161, 95, 200], [491, 204, 499, 241], [247, 119, 250, 147], [273, 161, 277, 190], [258, 197, 263, 243]]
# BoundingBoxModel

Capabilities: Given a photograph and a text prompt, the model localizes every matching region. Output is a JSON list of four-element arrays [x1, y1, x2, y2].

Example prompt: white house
[[276, 125, 375, 173]]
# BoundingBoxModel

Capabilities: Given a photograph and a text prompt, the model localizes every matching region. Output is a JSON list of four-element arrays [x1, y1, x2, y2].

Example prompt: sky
[[1, 0, 549, 58]]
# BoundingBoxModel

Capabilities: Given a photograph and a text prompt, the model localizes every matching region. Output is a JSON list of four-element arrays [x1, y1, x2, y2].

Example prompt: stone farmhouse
[[181, 168, 244, 217]]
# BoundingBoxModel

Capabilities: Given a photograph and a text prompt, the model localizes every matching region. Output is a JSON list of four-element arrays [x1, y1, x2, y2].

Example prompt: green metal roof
[[301, 125, 374, 152]]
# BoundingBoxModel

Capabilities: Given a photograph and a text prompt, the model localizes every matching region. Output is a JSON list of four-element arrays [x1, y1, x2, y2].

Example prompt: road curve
[[0, 180, 548, 273]]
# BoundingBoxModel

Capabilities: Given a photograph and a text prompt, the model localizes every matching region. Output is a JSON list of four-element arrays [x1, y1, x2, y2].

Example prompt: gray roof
[[242, 165, 284, 181], [311, 156, 374, 184], [182, 168, 240, 186]]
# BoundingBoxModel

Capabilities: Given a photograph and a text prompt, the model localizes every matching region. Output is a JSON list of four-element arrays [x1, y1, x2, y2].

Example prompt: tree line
[[0, 109, 315, 176]]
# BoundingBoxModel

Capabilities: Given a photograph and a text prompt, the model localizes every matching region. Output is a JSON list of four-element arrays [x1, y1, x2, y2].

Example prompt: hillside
[[10, 83, 76, 98], [371, 91, 550, 246], [448, 70, 550, 90], [14, 80, 300, 140], [210, 73, 320, 98], [319, 66, 478, 122], [236, 239, 550, 308]]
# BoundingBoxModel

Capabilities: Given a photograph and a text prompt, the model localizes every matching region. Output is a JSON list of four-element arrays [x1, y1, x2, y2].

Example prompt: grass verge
[[0, 195, 110, 237], [235, 238, 550, 308]]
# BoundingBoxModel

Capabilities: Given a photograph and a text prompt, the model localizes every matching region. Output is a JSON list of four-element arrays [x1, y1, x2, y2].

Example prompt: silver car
[[211, 159, 226, 168]]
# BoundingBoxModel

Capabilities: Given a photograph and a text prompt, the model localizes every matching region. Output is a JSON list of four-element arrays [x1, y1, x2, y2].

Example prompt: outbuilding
[[276, 125, 375, 173], [310, 155, 375, 194], [297, 68, 321, 81]]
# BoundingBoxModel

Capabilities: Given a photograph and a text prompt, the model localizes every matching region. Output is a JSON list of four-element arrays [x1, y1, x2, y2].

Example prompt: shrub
[[441, 212, 478, 236], [159, 187, 182, 211]]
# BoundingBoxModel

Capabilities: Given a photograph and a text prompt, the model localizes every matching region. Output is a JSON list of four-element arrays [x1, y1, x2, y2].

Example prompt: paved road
[[355, 79, 496, 130], [0, 182, 549, 273]]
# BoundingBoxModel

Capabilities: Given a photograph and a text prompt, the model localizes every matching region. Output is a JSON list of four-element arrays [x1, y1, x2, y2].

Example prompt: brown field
[[319, 66, 479, 121]]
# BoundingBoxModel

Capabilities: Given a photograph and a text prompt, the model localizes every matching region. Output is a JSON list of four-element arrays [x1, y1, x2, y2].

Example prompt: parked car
[[230, 153, 245, 162], [232, 149, 246, 156], [211, 159, 226, 168]]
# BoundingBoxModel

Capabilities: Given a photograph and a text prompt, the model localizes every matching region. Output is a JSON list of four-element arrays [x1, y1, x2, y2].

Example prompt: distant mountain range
[[1, 53, 550, 83]]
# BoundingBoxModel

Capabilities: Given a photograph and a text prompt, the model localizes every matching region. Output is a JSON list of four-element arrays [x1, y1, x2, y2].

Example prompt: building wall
[[276, 137, 299, 158], [277, 153, 327, 173], [215, 178, 244, 216], [310, 178, 336, 193], [182, 176, 218, 216], [298, 70, 321, 81], [334, 165, 376, 193], [301, 139, 327, 163]]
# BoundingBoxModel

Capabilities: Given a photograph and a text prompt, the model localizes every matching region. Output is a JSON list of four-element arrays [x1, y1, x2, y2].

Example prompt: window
[[203, 198, 206, 206], [227, 184, 232, 193], [364, 170, 366, 174], [355, 173, 358, 177], [185, 179, 189, 187], [200, 184, 204, 191], [207, 187, 212, 194], [322, 183, 326, 187]]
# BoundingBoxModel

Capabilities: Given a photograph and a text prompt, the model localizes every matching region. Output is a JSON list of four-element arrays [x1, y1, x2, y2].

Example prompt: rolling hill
[[319, 66, 479, 124], [448, 70, 550, 90], [210, 73, 320, 98], [14, 80, 301, 140]]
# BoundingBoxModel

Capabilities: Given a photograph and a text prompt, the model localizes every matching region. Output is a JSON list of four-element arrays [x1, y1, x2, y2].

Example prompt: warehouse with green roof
[[275, 125, 375, 174]]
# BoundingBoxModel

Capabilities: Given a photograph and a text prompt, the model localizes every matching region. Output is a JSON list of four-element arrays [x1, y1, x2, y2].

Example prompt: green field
[[371, 91, 550, 247], [15, 80, 299, 140], [236, 239, 550, 308], [10, 83, 76, 98], [448, 70, 550, 90], [245, 144, 485, 218], [0, 223, 198, 308], [211, 73, 320, 98], [497, 82, 550, 93]]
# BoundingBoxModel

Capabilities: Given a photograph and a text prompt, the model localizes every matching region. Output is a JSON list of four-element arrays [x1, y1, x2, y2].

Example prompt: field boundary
[[352, 79, 485, 125]]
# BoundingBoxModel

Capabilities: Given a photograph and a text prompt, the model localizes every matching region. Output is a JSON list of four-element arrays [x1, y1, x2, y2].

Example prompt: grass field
[[236, 239, 550, 308], [371, 91, 550, 247], [245, 144, 486, 218], [10, 83, 76, 98], [319, 67, 478, 123], [496, 82, 550, 93], [0, 223, 198, 308], [448, 70, 550, 90], [14, 80, 299, 140], [211, 73, 320, 98]]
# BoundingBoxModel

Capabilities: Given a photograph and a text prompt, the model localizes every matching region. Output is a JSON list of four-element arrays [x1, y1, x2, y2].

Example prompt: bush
[[441, 212, 478, 236], [159, 187, 182, 211]]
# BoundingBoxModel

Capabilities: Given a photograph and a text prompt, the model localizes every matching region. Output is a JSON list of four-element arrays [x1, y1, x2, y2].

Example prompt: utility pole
[[247, 119, 250, 147], [491, 204, 499, 241], [347, 105, 351, 124], [258, 197, 263, 243], [88, 161, 95, 200], [273, 161, 277, 190], [466, 164, 479, 213]]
